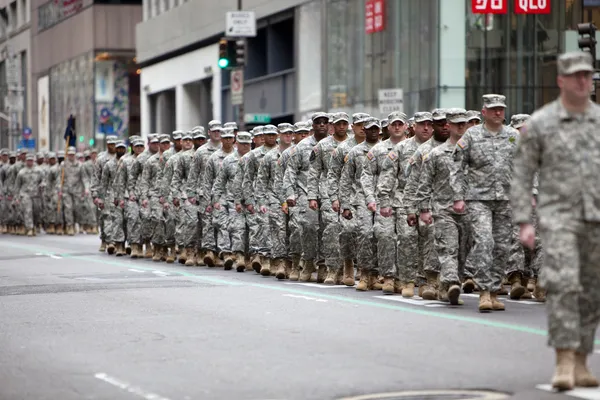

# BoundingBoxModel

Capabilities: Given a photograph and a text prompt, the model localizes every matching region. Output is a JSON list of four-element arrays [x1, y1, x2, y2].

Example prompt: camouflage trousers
[[45, 194, 62, 226], [417, 212, 440, 278], [321, 200, 341, 268], [200, 207, 216, 252], [176, 201, 197, 248], [140, 200, 154, 243], [287, 206, 303, 258], [218, 202, 245, 254], [298, 197, 322, 262], [354, 205, 376, 272], [375, 209, 396, 278], [466, 200, 511, 293], [267, 203, 287, 259], [148, 198, 166, 245], [540, 219, 600, 354], [61, 193, 78, 226], [434, 209, 469, 287], [105, 202, 125, 243], [339, 206, 357, 263], [525, 208, 544, 278], [164, 206, 176, 247], [20, 195, 42, 230], [125, 200, 142, 245], [395, 208, 417, 283], [506, 225, 525, 278], [247, 207, 270, 256], [77, 195, 96, 226]]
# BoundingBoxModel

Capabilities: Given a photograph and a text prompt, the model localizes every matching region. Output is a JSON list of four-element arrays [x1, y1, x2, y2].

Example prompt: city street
[[1, 235, 599, 400]]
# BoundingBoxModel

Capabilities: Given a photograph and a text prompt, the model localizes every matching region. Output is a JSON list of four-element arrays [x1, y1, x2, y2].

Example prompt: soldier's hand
[[113, 199, 119, 206], [98, 200, 104, 209], [420, 211, 433, 225], [235, 203, 243, 213], [519, 223, 536, 250], [367, 202, 377, 213], [453, 200, 466, 214], [286, 198, 296, 207], [260, 205, 267, 214], [380, 207, 392, 217], [309, 200, 318, 210], [7, 195, 12, 201], [281, 202, 288, 214], [246, 204, 255, 214], [58, 192, 62, 198], [142, 199, 149, 208], [205, 205, 213, 213], [332, 200, 340, 213], [188, 197, 196, 205], [14, 199, 19, 205], [406, 214, 417, 226], [342, 209, 353, 220], [531, 196, 537, 208], [93, 197, 100, 206], [129, 194, 136, 202], [213, 202, 221, 210], [119, 200, 125, 209], [173, 198, 180, 207]]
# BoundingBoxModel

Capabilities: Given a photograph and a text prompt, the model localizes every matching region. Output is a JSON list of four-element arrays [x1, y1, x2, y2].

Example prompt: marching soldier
[[58, 147, 89, 236], [161, 131, 184, 263], [92, 136, 117, 250], [14, 153, 44, 236], [100, 141, 128, 255]]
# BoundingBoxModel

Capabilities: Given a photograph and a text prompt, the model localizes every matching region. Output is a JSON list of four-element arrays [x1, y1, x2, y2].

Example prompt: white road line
[[373, 295, 449, 308], [94, 373, 172, 400], [462, 293, 544, 304], [283, 294, 328, 302], [537, 384, 600, 399], [284, 282, 343, 289], [49, 254, 62, 259], [128, 269, 145, 273], [152, 271, 169, 276]]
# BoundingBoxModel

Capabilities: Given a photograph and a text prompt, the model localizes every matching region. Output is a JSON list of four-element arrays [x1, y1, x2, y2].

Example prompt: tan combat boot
[[534, 283, 546, 302], [143, 241, 152, 258], [160, 246, 168, 262], [107, 243, 116, 255], [334, 268, 343, 284], [448, 284, 462, 305], [47, 224, 55, 234], [298, 260, 315, 282], [182, 249, 193, 266], [462, 278, 475, 293], [356, 268, 370, 291], [166, 247, 175, 263], [92, 225, 99, 234], [324, 267, 337, 285], [99, 240, 107, 252], [402, 282, 415, 298], [342, 259, 355, 286], [478, 291, 493, 312], [259, 257, 271, 276], [222, 252, 234, 270], [552, 349, 576, 391], [274, 259, 287, 280], [18, 225, 25, 235], [574, 352, 599, 387], [234, 252, 245, 272], [438, 286, 449, 302], [66, 225, 75, 236], [316, 264, 327, 283], [382, 277, 395, 295], [421, 272, 439, 300], [130, 244, 139, 259], [214, 255, 224, 268], [527, 277, 536, 292], [284, 259, 292, 279], [178, 248, 187, 264], [152, 244, 162, 262], [508, 272, 525, 300], [289, 255, 301, 281], [26, 229, 33, 237], [116, 243, 126, 257], [201, 250, 214, 267], [250, 254, 261, 273], [498, 277, 509, 295]]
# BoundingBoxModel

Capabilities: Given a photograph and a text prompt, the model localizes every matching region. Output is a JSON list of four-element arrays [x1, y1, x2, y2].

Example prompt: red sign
[[514, 0, 550, 13], [471, 0, 507, 14], [366, 0, 385, 34]]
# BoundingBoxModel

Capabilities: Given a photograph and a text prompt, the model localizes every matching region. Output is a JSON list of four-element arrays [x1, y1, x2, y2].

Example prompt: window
[[0, 8, 8, 36], [9, 1, 16, 30]]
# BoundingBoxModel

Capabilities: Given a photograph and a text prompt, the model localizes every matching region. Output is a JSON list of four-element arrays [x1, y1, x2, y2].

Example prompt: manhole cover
[[337, 390, 510, 400]]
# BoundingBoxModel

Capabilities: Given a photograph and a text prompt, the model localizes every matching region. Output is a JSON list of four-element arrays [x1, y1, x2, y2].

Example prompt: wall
[[140, 43, 221, 133]]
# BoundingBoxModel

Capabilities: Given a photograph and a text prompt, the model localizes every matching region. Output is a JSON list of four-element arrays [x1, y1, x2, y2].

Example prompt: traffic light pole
[[237, 0, 245, 131]]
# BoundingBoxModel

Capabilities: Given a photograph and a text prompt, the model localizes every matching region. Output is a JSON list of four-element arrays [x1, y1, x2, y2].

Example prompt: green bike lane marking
[[3, 239, 591, 344]]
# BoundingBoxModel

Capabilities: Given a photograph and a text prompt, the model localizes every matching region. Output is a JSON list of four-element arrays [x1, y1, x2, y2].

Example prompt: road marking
[[462, 293, 543, 305], [152, 270, 170, 276], [283, 294, 328, 302], [536, 384, 600, 399], [284, 282, 344, 289], [94, 372, 172, 400], [373, 295, 450, 308], [35, 252, 61, 259], [128, 269, 145, 273], [49, 254, 62, 259], [74, 277, 100, 281]]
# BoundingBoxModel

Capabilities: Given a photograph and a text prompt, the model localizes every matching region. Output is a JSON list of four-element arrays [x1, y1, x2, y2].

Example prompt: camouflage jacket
[[403, 137, 446, 214], [308, 135, 347, 201], [102, 156, 128, 204], [242, 145, 276, 207], [203, 148, 236, 208], [340, 140, 378, 209], [213, 150, 241, 204], [186, 141, 221, 200], [360, 138, 395, 206], [326, 136, 359, 205], [15, 166, 43, 198]]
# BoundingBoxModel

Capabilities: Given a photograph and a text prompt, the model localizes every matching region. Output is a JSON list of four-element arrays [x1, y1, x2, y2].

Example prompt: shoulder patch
[[456, 138, 467, 150], [387, 152, 398, 161], [290, 147, 297, 155], [310, 149, 317, 162], [366, 151, 374, 161], [344, 154, 349, 163], [422, 153, 430, 162]]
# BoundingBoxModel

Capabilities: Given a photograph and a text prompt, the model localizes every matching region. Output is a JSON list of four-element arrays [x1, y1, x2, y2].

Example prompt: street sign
[[471, 0, 507, 14], [5, 92, 24, 112], [378, 88, 404, 114], [231, 69, 244, 106], [226, 11, 256, 37], [365, 0, 385, 34], [19, 138, 35, 149], [514, 0, 550, 14], [22, 127, 32, 139], [244, 113, 271, 124]]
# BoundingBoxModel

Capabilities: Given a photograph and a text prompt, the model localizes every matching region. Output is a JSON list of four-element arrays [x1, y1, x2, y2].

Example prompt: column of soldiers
[[0, 147, 98, 236], [90, 101, 545, 314]]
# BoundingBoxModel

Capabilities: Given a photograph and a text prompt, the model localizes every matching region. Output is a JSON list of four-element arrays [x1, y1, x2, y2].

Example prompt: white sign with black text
[[226, 11, 257, 37], [378, 88, 404, 114]]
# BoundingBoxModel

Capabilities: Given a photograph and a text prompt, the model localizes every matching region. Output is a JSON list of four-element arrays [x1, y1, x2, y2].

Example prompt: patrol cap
[[25, 153, 35, 161], [294, 121, 311, 133], [413, 112, 433, 123], [0, 148, 8, 156], [192, 126, 207, 139], [277, 123, 294, 133], [311, 111, 329, 122], [159, 134, 171, 143], [466, 110, 481, 122], [149, 134, 160, 143], [208, 120, 223, 131], [263, 124, 278, 135], [47, 151, 56, 159], [252, 126, 265, 136], [223, 122, 238, 130], [352, 112, 370, 124], [446, 108, 468, 124], [171, 130, 183, 140], [19, 148, 27, 155], [222, 128, 235, 138], [83, 150, 90, 157], [557, 51, 595, 76], [90, 148, 98, 154], [431, 108, 447, 121], [133, 139, 145, 147], [8, 151, 16, 157], [236, 131, 253, 144], [510, 113, 531, 129], [36, 151, 44, 159], [332, 112, 350, 124], [129, 135, 141, 143], [57, 150, 65, 157], [106, 135, 119, 144], [181, 132, 193, 140], [76, 152, 84, 158], [482, 94, 507, 109], [408, 117, 415, 127], [388, 111, 408, 124], [364, 117, 381, 130], [67, 146, 76, 155], [381, 119, 389, 129], [115, 140, 127, 148]]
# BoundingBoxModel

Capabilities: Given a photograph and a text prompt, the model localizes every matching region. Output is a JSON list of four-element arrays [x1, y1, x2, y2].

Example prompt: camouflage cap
[[557, 51, 594, 76], [223, 122, 238, 130], [380, 119, 389, 128], [482, 94, 507, 108], [57, 150, 65, 157], [83, 150, 90, 157], [446, 108, 468, 124], [294, 121, 311, 133], [364, 117, 381, 130], [8, 151, 16, 157], [252, 126, 265, 136], [277, 123, 294, 133], [129, 135, 141, 142], [47, 151, 56, 159], [149, 134, 160, 143], [263, 124, 278, 135], [67, 146, 76, 155], [0, 148, 8, 155], [192, 127, 207, 139], [413, 111, 433, 123], [236, 131, 253, 144], [133, 139, 145, 146], [159, 134, 171, 143], [90, 148, 98, 154], [19, 148, 28, 155], [115, 140, 127, 148], [408, 117, 415, 127], [106, 135, 119, 144], [352, 112, 370, 125], [332, 112, 350, 124], [221, 128, 235, 138], [76, 152, 84, 158], [510, 113, 531, 129], [311, 111, 329, 122], [208, 120, 223, 131], [25, 152, 35, 160], [36, 151, 44, 159], [466, 110, 481, 121], [172, 130, 184, 140], [388, 111, 408, 124], [431, 108, 447, 121], [181, 132, 193, 140]]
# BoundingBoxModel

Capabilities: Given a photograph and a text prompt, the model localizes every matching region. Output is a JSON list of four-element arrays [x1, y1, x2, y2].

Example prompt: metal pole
[[237, 0, 245, 131]]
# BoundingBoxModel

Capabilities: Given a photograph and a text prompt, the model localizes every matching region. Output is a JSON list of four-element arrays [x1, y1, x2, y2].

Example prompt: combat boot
[[152, 244, 162, 262], [196, 250, 206, 266], [342, 259, 355, 286], [552, 349, 576, 391], [402, 282, 415, 298], [99, 240, 107, 252], [222, 253, 234, 270], [382, 277, 395, 295], [438, 286, 449, 302], [299, 260, 315, 282], [274, 259, 287, 280], [18, 225, 26, 235], [316, 264, 327, 283], [533, 283, 546, 302], [144, 241, 153, 258], [166, 247, 175, 263], [478, 291, 493, 312], [575, 352, 599, 387], [250, 254, 262, 273], [26, 229, 33, 237], [462, 278, 475, 293], [448, 284, 462, 306], [394, 280, 404, 294], [107, 243, 116, 255], [334, 268, 343, 284], [203, 250, 216, 267], [178, 248, 187, 264], [182, 249, 193, 266], [67, 225, 75, 236], [422, 272, 439, 300], [235, 252, 246, 272], [520, 288, 533, 299], [116, 243, 126, 257], [125, 246, 132, 255], [527, 277, 536, 292], [130, 244, 139, 259], [47, 224, 55, 234], [258, 257, 270, 276], [214, 255, 224, 268], [160, 246, 168, 262], [284, 259, 292, 279], [508, 272, 525, 299], [356, 268, 370, 291], [324, 267, 337, 285], [289, 255, 301, 281], [498, 277, 509, 295], [92, 225, 99, 234]]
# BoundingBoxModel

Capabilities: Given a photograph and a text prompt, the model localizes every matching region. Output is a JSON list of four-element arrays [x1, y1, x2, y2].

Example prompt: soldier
[[308, 112, 350, 284], [251, 126, 265, 148], [284, 112, 331, 282], [362, 111, 408, 294], [466, 111, 481, 128], [380, 119, 390, 141], [4, 152, 16, 234], [34, 152, 48, 233], [92, 136, 117, 250], [0, 148, 8, 233], [453, 94, 519, 312], [80, 149, 97, 234], [406, 117, 415, 138], [511, 51, 600, 390], [123, 138, 146, 258], [100, 141, 128, 255], [160, 131, 183, 263], [203, 128, 237, 268], [417, 108, 469, 305], [192, 127, 207, 149], [223, 122, 238, 136], [340, 117, 381, 290], [14, 153, 43, 236], [57, 147, 88, 236], [187, 121, 222, 266], [241, 125, 278, 274], [293, 123, 309, 145], [7, 149, 27, 235], [212, 132, 253, 272], [256, 123, 295, 279]]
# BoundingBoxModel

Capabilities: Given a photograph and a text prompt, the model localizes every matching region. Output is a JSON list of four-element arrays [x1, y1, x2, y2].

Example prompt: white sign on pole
[[378, 88, 404, 114], [226, 11, 257, 37], [231, 69, 244, 106]]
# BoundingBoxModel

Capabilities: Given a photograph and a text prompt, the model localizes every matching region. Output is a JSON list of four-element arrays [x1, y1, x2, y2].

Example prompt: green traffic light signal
[[89, 138, 95, 146], [218, 58, 229, 68], [79, 135, 84, 142]]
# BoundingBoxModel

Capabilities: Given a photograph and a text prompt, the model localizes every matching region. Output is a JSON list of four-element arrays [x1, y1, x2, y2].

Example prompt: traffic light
[[89, 138, 95, 147], [79, 135, 84, 142], [235, 39, 246, 67], [218, 38, 231, 69], [578, 23, 597, 63]]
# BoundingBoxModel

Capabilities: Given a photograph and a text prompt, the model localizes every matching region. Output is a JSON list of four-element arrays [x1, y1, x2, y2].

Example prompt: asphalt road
[[1, 234, 599, 400]]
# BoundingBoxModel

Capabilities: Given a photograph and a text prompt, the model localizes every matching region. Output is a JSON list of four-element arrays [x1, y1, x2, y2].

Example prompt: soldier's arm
[[90, 162, 101, 198], [242, 155, 257, 207], [510, 121, 540, 224], [403, 150, 423, 214], [376, 151, 399, 209], [307, 145, 321, 201], [255, 157, 270, 208], [170, 157, 184, 200], [360, 151, 378, 206], [451, 132, 472, 201], [185, 152, 201, 199], [212, 162, 227, 205], [100, 165, 111, 203], [139, 161, 152, 201], [339, 154, 355, 211], [416, 156, 434, 212], [160, 161, 173, 200], [232, 161, 245, 206], [200, 158, 215, 209], [326, 149, 343, 204], [282, 151, 299, 202]]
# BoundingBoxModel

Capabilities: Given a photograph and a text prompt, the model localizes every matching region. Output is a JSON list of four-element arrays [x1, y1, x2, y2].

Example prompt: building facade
[[31, 0, 142, 152]]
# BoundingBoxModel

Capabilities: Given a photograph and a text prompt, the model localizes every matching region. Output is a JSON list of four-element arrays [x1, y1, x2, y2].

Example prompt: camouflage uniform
[[58, 157, 88, 230], [7, 157, 25, 229], [161, 147, 182, 251], [140, 150, 169, 249], [128, 145, 156, 249], [171, 147, 196, 252], [91, 151, 116, 240], [45, 158, 61, 230], [511, 93, 600, 353], [15, 161, 43, 231], [81, 156, 97, 228], [278, 143, 302, 260], [101, 155, 127, 245]]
